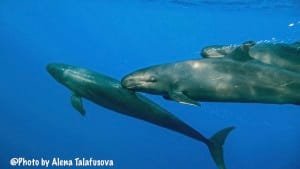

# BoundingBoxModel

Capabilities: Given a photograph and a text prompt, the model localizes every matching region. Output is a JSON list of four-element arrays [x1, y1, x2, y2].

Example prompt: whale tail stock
[[208, 126, 235, 169]]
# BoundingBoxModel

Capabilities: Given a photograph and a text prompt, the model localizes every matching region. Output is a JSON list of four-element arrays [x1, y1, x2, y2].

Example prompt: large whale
[[121, 58, 300, 106], [46, 63, 234, 169], [249, 42, 300, 72]]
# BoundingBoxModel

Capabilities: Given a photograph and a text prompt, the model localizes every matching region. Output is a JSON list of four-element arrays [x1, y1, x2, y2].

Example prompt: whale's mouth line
[[125, 85, 138, 89], [124, 82, 147, 90]]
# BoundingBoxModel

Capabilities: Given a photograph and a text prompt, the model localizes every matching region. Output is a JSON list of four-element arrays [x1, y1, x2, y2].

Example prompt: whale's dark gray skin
[[121, 58, 300, 106], [201, 45, 236, 58], [249, 42, 300, 72], [46, 63, 234, 169], [201, 41, 300, 72]]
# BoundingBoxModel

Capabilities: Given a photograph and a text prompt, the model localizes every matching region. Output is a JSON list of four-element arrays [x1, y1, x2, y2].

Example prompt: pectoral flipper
[[71, 93, 86, 116], [168, 91, 200, 106]]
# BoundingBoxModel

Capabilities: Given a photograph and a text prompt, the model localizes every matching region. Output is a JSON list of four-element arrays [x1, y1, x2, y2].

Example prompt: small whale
[[201, 41, 256, 61], [121, 58, 300, 106], [46, 63, 234, 169]]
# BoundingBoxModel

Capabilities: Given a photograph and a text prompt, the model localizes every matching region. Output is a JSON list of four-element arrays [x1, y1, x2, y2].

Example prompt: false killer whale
[[122, 58, 300, 106], [47, 63, 234, 169]]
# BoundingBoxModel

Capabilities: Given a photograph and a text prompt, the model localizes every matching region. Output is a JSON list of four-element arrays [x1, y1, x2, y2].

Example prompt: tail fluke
[[208, 126, 235, 169]]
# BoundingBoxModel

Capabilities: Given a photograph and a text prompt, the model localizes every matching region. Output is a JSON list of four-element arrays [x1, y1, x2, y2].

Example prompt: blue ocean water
[[0, 1, 300, 169]]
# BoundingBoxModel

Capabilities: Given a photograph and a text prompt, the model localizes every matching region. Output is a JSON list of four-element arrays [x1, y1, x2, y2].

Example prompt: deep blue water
[[0, 1, 300, 169]]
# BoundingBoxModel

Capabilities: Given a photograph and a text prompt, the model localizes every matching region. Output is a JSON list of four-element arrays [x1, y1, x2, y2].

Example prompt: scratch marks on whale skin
[[209, 76, 226, 81], [279, 80, 295, 87]]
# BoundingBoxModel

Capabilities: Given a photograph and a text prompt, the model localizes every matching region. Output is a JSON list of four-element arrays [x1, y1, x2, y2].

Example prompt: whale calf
[[201, 41, 256, 61], [121, 58, 300, 106], [47, 63, 234, 169]]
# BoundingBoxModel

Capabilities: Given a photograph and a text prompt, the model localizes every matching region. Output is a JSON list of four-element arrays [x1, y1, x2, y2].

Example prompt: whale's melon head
[[201, 45, 237, 58], [46, 63, 92, 95], [47, 63, 70, 84], [121, 65, 169, 95]]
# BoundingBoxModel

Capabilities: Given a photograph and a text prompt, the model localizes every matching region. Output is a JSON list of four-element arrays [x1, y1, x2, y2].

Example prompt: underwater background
[[1, 0, 300, 169]]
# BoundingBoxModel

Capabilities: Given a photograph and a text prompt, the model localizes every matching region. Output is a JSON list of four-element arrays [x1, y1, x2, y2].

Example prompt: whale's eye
[[148, 76, 157, 82]]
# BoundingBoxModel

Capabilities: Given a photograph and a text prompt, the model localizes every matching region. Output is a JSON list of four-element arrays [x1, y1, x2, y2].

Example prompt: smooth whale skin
[[46, 63, 234, 169], [201, 41, 300, 73], [249, 42, 300, 72], [121, 58, 300, 106]]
